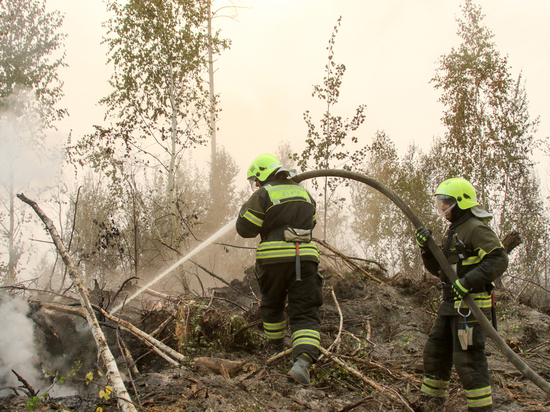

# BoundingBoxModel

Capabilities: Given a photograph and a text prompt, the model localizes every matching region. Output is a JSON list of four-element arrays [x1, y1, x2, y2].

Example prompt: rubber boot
[[288, 354, 312, 385]]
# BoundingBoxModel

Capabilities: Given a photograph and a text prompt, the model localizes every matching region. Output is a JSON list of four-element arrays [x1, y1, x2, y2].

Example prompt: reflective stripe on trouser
[[263, 320, 286, 340], [420, 376, 449, 397], [255, 260, 323, 362], [291, 329, 320, 357], [423, 315, 492, 409], [465, 386, 492, 409]]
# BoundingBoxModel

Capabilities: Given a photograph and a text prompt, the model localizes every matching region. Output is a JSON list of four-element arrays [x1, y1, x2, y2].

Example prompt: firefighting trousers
[[255, 260, 323, 362], [422, 315, 493, 411]]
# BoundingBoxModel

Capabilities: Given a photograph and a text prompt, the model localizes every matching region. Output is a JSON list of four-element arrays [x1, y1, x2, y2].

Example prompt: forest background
[[1, 0, 549, 310]]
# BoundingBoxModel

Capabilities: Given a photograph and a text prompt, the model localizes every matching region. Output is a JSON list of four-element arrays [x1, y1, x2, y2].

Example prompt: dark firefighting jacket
[[236, 178, 320, 265], [421, 211, 508, 317]]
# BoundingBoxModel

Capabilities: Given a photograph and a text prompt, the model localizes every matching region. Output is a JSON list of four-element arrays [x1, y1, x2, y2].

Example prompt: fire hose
[[294, 169, 550, 396]]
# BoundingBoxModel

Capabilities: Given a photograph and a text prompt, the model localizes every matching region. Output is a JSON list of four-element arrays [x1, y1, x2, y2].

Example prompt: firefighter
[[236, 154, 322, 385], [415, 178, 508, 411]]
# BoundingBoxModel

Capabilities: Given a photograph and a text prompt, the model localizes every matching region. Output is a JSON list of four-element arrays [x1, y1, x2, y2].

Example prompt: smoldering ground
[[0, 294, 41, 396], [0, 292, 100, 398]]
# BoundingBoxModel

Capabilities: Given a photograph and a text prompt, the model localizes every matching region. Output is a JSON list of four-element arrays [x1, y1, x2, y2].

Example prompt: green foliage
[[25, 362, 83, 412], [293, 16, 367, 182], [431, 0, 542, 223], [99, 0, 229, 156], [0, 0, 67, 124], [312, 363, 351, 389], [176, 301, 261, 354], [0, 0, 66, 285], [351, 133, 436, 276], [26, 396, 41, 412], [292, 16, 368, 241], [66, 1, 234, 288], [207, 145, 241, 231], [431, 0, 549, 290]]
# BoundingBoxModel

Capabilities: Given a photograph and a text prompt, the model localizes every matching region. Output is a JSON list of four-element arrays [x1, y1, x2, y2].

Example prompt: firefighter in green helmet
[[236, 154, 322, 385], [415, 178, 508, 411]]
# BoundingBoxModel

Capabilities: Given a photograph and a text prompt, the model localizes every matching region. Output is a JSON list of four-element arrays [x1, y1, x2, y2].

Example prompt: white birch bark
[[17, 194, 138, 412]]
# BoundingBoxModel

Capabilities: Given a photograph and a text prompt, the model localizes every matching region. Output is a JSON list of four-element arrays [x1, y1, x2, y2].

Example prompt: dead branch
[[151, 347, 180, 367], [0, 386, 22, 396], [116, 331, 139, 376], [98, 307, 186, 363], [319, 347, 414, 412], [328, 255, 387, 272], [32, 300, 85, 318], [11, 370, 37, 397], [330, 286, 343, 353], [37, 299, 184, 367], [110, 277, 139, 310], [150, 313, 175, 339], [266, 348, 293, 364], [525, 339, 550, 355], [314, 238, 388, 286], [191, 260, 259, 302], [17, 193, 137, 412], [211, 296, 249, 311], [116, 330, 141, 407], [142, 287, 178, 302], [320, 286, 343, 362], [194, 357, 257, 378], [338, 396, 373, 412]]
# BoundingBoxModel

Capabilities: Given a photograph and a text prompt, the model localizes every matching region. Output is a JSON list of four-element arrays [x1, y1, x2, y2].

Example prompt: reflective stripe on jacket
[[236, 178, 320, 265], [421, 211, 508, 317]]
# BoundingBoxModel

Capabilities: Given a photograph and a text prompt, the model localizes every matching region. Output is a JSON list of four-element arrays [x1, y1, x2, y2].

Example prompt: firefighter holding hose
[[415, 178, 509, 411], [236, 154, 322, 385]]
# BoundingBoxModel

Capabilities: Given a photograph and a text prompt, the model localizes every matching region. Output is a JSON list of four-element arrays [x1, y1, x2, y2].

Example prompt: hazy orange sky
[[46, 0, 550, 189]]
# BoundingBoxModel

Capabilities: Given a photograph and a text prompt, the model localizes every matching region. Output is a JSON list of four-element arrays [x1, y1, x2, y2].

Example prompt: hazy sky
[[46, 0, 550, 188]]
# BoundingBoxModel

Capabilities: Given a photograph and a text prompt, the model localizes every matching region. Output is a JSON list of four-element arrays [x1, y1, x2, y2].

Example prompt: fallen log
[[17, 193, 137, 412]]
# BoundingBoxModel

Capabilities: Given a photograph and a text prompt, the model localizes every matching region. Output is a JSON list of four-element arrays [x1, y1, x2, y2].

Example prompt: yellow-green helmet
[[247, 154, 289, 182], [435, 178, 479, 210]]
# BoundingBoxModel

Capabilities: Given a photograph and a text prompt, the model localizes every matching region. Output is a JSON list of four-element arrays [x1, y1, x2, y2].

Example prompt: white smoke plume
[[0, 294, 42, 397]]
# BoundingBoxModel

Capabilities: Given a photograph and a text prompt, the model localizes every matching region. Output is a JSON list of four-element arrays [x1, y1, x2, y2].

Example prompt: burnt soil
[[1, 267, 550, 412]]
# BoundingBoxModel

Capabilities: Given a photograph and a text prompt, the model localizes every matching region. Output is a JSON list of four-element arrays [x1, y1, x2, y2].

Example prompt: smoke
[[0, 293, 89, 398], [0, 294, 42, 397], [0, 87, 64, 191]]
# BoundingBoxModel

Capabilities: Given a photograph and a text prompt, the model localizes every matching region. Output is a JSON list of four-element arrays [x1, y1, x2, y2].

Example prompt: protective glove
[[415, 227, 432, 248], [451, 277, 471, 300]]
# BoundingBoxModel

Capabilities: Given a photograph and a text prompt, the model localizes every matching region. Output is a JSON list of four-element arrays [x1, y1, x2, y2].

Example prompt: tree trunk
[[17, 193, 138, 412]]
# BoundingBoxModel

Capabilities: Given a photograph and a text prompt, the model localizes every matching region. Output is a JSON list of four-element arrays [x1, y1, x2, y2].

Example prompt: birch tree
[[432, 0, 548, 289], [98, 0, 229, 225], [0, 0, 66, 285], [293, 17, 367, 241]]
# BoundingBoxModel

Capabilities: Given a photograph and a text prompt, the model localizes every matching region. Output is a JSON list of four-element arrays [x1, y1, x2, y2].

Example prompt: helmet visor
[[434, 194, 457, 217], [248, 177, 259, 192]]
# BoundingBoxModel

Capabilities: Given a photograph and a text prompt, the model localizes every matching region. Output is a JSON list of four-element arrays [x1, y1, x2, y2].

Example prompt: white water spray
[[110, 218, 237, 314]]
